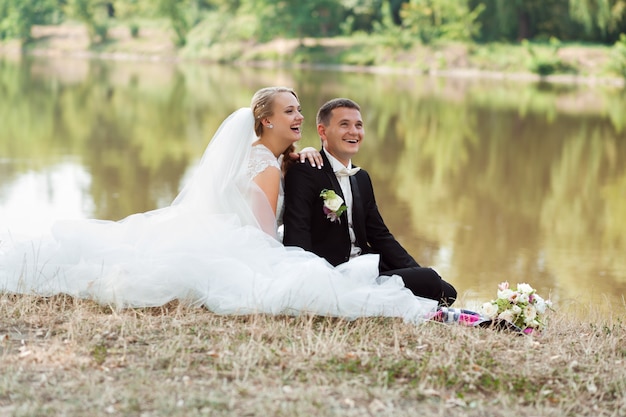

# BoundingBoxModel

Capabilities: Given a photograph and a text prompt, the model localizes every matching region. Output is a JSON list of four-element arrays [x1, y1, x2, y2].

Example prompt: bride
[[0, 86, 439, 323]]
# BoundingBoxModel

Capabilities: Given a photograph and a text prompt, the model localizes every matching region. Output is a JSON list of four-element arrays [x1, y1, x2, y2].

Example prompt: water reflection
[[1, 56, 625, 313]]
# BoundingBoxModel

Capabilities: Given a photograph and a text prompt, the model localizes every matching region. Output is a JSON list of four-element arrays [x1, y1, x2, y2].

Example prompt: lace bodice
[[247, 144, 284, 223], [247, 145, 280, 177]]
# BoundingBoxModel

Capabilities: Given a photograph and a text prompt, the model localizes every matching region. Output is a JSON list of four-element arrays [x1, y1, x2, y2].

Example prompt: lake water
[[1, 56, 625, 314]]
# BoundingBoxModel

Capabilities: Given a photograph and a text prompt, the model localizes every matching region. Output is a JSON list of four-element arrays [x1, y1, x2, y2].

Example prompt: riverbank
[[1, 294, 624, 416], [1, 23, 624, 87]]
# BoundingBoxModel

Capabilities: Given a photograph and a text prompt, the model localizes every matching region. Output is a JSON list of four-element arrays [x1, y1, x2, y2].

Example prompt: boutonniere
[[320, 189, 347, 223]]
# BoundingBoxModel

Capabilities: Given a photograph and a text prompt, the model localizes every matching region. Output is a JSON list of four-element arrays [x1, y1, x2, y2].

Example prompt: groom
[[283, 98, 456, 306]]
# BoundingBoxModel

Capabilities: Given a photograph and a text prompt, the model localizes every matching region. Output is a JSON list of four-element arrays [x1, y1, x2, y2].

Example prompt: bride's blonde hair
[[251, 86, 299, 171]]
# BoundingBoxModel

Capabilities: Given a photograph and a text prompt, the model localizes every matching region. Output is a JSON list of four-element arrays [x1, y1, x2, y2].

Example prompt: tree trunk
[[517, 10, 531, 40]]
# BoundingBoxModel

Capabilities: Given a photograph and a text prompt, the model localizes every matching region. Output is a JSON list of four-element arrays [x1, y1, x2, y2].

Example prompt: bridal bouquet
[[480, 282, 553, 334]]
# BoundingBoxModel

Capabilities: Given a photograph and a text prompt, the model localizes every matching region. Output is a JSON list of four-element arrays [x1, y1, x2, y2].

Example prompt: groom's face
[[318, 107, 364, 166]]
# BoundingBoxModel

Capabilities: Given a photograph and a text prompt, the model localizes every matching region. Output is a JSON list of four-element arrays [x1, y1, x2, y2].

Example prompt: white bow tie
[[335, 167, 361, 177]]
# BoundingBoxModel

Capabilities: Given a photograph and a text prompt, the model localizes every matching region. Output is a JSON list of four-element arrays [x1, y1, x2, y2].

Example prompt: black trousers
[[382, 266, 457, 306]]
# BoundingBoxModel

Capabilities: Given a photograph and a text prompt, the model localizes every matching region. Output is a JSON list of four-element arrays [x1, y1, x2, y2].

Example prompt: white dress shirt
[[324, 150, 362, 258]]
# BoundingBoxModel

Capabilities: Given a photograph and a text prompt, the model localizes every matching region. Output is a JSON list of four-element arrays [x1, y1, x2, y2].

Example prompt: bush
[[609, 34, 626, 79], [523, 37, 576, 76], [129, 23, 140, 38]]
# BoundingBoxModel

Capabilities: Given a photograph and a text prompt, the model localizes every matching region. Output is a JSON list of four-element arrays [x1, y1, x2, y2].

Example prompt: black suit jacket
[[283, 150, 419, 271]]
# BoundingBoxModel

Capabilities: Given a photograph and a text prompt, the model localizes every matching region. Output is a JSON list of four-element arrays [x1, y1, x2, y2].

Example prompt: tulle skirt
[[0, 206, 437, 323]]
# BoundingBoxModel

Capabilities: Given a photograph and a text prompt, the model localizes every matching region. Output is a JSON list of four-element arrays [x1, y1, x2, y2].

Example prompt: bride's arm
[[252, 166, 281, 215]]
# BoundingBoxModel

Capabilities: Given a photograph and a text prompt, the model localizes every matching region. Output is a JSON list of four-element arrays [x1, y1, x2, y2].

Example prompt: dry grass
[[1, 293, 625, 417]]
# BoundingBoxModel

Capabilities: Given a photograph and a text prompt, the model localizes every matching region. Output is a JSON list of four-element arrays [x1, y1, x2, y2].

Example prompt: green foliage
[[66, 0, 92, 22], [340, 0, 385, 33], [569, 0, 626, 42], [471, 0, 592, 43], [523, 37, 576, 75], [156, 0, 193, 46], [129, 22, 140, 38], [182, 10, 258, 61], [370, 0, 414, 49], [91, 343, 108, 365], [341, 44, 379, 65], [290, 44, 333, 64], [65, 0, 110, 44], [246, 0, 345, 40], [0, 0, 58, 43], [400, 0, 485, 44], [2, 0, 626, 51], [373, 23, 414, 49], [609, 33, 626, 78], [113, 0, 148, 19], [113, 0, 146, 39]]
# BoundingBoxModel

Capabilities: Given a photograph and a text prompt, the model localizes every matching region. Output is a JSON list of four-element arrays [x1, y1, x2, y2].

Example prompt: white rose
[[511, 305, 522, 315], [517, 283, 534, 294], [498, 310, 514, 323], [524, 305, 537, 324], [324, 195, 344, 212], [480, 302, 498, 318], [534, 296, 546, 314], [517, 293, 530, 304], [497, 289, 514, 300]]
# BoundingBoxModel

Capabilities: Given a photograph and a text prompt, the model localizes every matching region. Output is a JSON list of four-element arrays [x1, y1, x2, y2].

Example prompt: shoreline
[[1, 24, 624, 88]]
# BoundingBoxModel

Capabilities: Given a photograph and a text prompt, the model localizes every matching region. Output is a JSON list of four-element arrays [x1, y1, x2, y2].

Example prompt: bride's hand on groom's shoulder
[[290, 147, 323, 168]]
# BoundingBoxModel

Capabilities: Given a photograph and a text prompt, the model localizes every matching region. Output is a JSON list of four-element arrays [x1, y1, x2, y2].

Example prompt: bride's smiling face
[[266, 92, 304, 143]]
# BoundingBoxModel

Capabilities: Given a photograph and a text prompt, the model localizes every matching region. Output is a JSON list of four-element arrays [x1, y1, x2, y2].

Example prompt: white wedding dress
[[0, 108, 437, 323]]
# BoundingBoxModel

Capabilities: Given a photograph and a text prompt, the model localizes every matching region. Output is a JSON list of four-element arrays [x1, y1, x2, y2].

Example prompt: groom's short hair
[[316, 98, 360, 126]]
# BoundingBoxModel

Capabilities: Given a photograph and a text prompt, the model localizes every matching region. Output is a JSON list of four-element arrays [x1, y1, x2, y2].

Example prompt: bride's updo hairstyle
[[251, 86, 299, 171]]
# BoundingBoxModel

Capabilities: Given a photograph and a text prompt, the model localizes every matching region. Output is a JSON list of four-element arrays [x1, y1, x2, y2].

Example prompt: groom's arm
[[358, 172, 420, 270], [283, 161, 318, 251]]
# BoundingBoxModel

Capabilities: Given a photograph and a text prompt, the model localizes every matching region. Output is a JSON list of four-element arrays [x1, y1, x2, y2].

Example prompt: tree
[[238, 0, 344, 40], [388, 0, 408, 25], [156, 0, 192, 46], [0, 0, 57, 44], [340, 0, 384, 33], [65, 0, 110, 44], [400, 0, 484, 43], [569, 0, 626, 42], [471, 0, 579, 43]]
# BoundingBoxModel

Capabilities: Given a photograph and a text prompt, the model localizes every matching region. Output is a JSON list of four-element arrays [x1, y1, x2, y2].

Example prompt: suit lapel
[[321, 149, 344, 199]]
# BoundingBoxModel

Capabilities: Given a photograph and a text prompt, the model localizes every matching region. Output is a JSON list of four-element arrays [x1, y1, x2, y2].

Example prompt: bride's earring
[[267, 123, 274, 129]]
